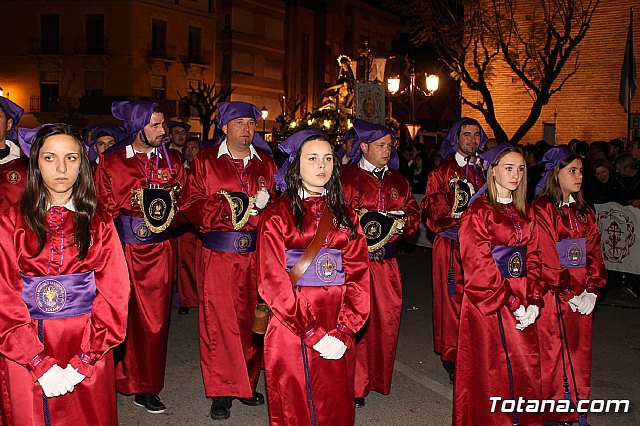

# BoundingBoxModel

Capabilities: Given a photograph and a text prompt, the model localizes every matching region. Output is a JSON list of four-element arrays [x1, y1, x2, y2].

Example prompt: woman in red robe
[[533, 147, 607, 425], [0, 124, 130, 426], [257, 130, 370, 425], [456, 143, 544, 426]]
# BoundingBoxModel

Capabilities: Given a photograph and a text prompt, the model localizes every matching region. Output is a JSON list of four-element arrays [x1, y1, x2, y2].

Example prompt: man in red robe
[[180, 101, 277, 420], [421, 117, 487, 382], [342, 119, 420, 406], [94, 100, 186, 414], [0, 97, 27, 214]]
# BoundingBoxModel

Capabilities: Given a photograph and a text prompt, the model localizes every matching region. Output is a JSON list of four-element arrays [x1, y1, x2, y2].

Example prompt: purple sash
[[114, 215, 169, 244], [21, 271, 96, 320], [490, 245, 527, 278], [438, 225, 459, 241], [202, 231, 257, 253], [285, 248, 345, 286], [369, 241, 398, 261], [555, 238, 586, 268]]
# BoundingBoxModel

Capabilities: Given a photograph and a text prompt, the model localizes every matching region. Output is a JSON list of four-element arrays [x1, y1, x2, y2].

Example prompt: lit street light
[[261, 106, 268, 135], [387, 60, 439, 140]]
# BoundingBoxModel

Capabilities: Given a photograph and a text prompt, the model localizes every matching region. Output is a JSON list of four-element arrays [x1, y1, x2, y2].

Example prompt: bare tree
[[390, 0, 599, 144], [178, 81, 233, 140]]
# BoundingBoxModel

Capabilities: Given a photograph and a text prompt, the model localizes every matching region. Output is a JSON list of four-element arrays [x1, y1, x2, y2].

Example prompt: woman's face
[[38, 134, 82, 204], [594, 166, 610, 183], [299, 138, 334, 193], [558, 158, 583, 197], [493, 152, 526, 197]]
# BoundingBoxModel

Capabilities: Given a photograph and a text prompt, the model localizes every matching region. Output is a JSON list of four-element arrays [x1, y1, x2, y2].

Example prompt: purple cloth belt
[[368, 241, 398, 261], [555, 238, 586, 268], [285, 248, 345, 286], [438, 225, 459, 241], [21, 271, 96, 320], [490, 245, 527, 278], [202, 231, 257, 253], [114, 215, 169, 244]]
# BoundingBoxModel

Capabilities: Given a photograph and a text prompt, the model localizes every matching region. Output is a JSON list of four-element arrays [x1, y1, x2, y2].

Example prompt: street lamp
[[0, 87, 3, 97], [387, 60, 439, 140], [261, 106, 268, 135]]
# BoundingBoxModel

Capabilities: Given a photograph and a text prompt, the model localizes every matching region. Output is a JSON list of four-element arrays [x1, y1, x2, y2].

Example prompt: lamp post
[[387, 60, 439, 141], [261, 106, 268, 136]]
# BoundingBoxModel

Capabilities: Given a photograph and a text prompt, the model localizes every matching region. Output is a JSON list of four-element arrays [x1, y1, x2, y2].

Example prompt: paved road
[[117, 250, 640, 425]]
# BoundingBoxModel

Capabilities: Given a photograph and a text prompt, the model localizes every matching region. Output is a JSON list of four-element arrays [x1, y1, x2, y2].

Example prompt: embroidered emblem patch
[[567, 243, 583, 266], [390, 188, 399, 199], [35, 279, 66, 314], [7, 171, 21, 184], [234, 233, 253, 252], [315, 253, 338, 283], [149, 198, 167, 221], [508, 252, 523, 278], [363, 220, 382, 240], [133, 222, 151, 241]]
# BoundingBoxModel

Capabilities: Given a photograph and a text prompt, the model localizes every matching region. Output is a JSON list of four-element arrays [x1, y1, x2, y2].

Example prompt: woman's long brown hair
[[285, 136, 357, 238], [20, 123, 97, 260], [538, 154, 588, 220]]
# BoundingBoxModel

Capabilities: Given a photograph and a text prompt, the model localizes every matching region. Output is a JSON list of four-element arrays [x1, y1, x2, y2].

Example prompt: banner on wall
[[595, 202, 639, 274]]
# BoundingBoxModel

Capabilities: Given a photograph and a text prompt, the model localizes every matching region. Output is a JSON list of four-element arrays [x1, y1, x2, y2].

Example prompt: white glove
[[515, 305, 539, 330], [63, 364, 86, 387], [312, 335, 347, 360], [568, 294, 582, 313], [395, 220, 405, 234], [577, 291, 597, 315], [387, 210, 405, 216], [254, 188, 270, 210], [513, 305, 526, 321], [37, 364, 75, 397]]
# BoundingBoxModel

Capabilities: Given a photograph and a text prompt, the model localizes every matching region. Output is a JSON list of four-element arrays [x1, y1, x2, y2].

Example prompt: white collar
[[0, 139, 22, 165], [359, 156, 388, 174], [496, 195, 513, 204], [125, 144, 163, 159], [217, 140, 261, 166], [47, 199, 76, 212], [561, 194, 576, 207], [455, 151, 478, 167], [298, 187, 327, 199]]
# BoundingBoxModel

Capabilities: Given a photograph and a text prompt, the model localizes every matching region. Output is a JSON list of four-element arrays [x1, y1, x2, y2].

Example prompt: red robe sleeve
[[68, 212, 130, 377], [398, 177, 421, 239], [179, 153, 233, 229], [422, 165, 458, 233], [94, 155, 117, 217], [584, 208, 608, 296], [0, 210, 55, 380]]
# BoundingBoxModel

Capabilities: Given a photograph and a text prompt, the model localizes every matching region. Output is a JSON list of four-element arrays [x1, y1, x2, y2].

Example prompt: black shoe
[[355, 397, 365, 408], [134, 393, 166, 414], [210, 397, 232, 420], [236, 391, 265, 406], [178, 307, 190, 315], [442, 360, 455, 384]]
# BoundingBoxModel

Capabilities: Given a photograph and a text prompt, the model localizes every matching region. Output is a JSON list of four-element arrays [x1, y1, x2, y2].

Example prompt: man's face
[[139, 111, 166, 147], [170, 126, 187, 147], [617, 165, 632, 177], [457, 124, 481, 156], [0, 109, 13, 144], [184, 140, 200, 162], [361, 134, 393, 169], [222, 117, 256, 154], [95, 135, 116, 154]]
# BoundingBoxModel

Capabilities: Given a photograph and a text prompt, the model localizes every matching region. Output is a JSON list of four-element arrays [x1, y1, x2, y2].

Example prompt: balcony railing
[[74, 38, 109, 55], [30, 96, 61, 113], [29, 38, 64, 55], [150, 44, 177, 61]]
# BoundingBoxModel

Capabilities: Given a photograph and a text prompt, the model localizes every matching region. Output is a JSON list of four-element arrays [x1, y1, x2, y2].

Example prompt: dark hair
[[589, 158, 612, 173], [615, 152, 638, 169], [539, 154, 588, 219], [285, 136, 357, 237], [456, 118, 481, 139], [95, 130, 115, 139], [20, 123, 97, 260]]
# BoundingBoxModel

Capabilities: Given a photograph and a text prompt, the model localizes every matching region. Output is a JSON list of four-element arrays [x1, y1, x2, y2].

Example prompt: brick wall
[[462, 0, 639, 145]]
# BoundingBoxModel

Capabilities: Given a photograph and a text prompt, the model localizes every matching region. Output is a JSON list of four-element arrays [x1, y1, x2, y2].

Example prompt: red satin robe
[[341, 165, 420, 397], [421, 156, 484, 363], [533, 196, 607, 423], [174, 223, 199, 308], [257, 195, 370, 426], [456, 196, 544, 426], [0, 141, 27, 214], [0, 206, 130, 426], [94, 147, 186, 394], [180, 145, 277, 398]]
